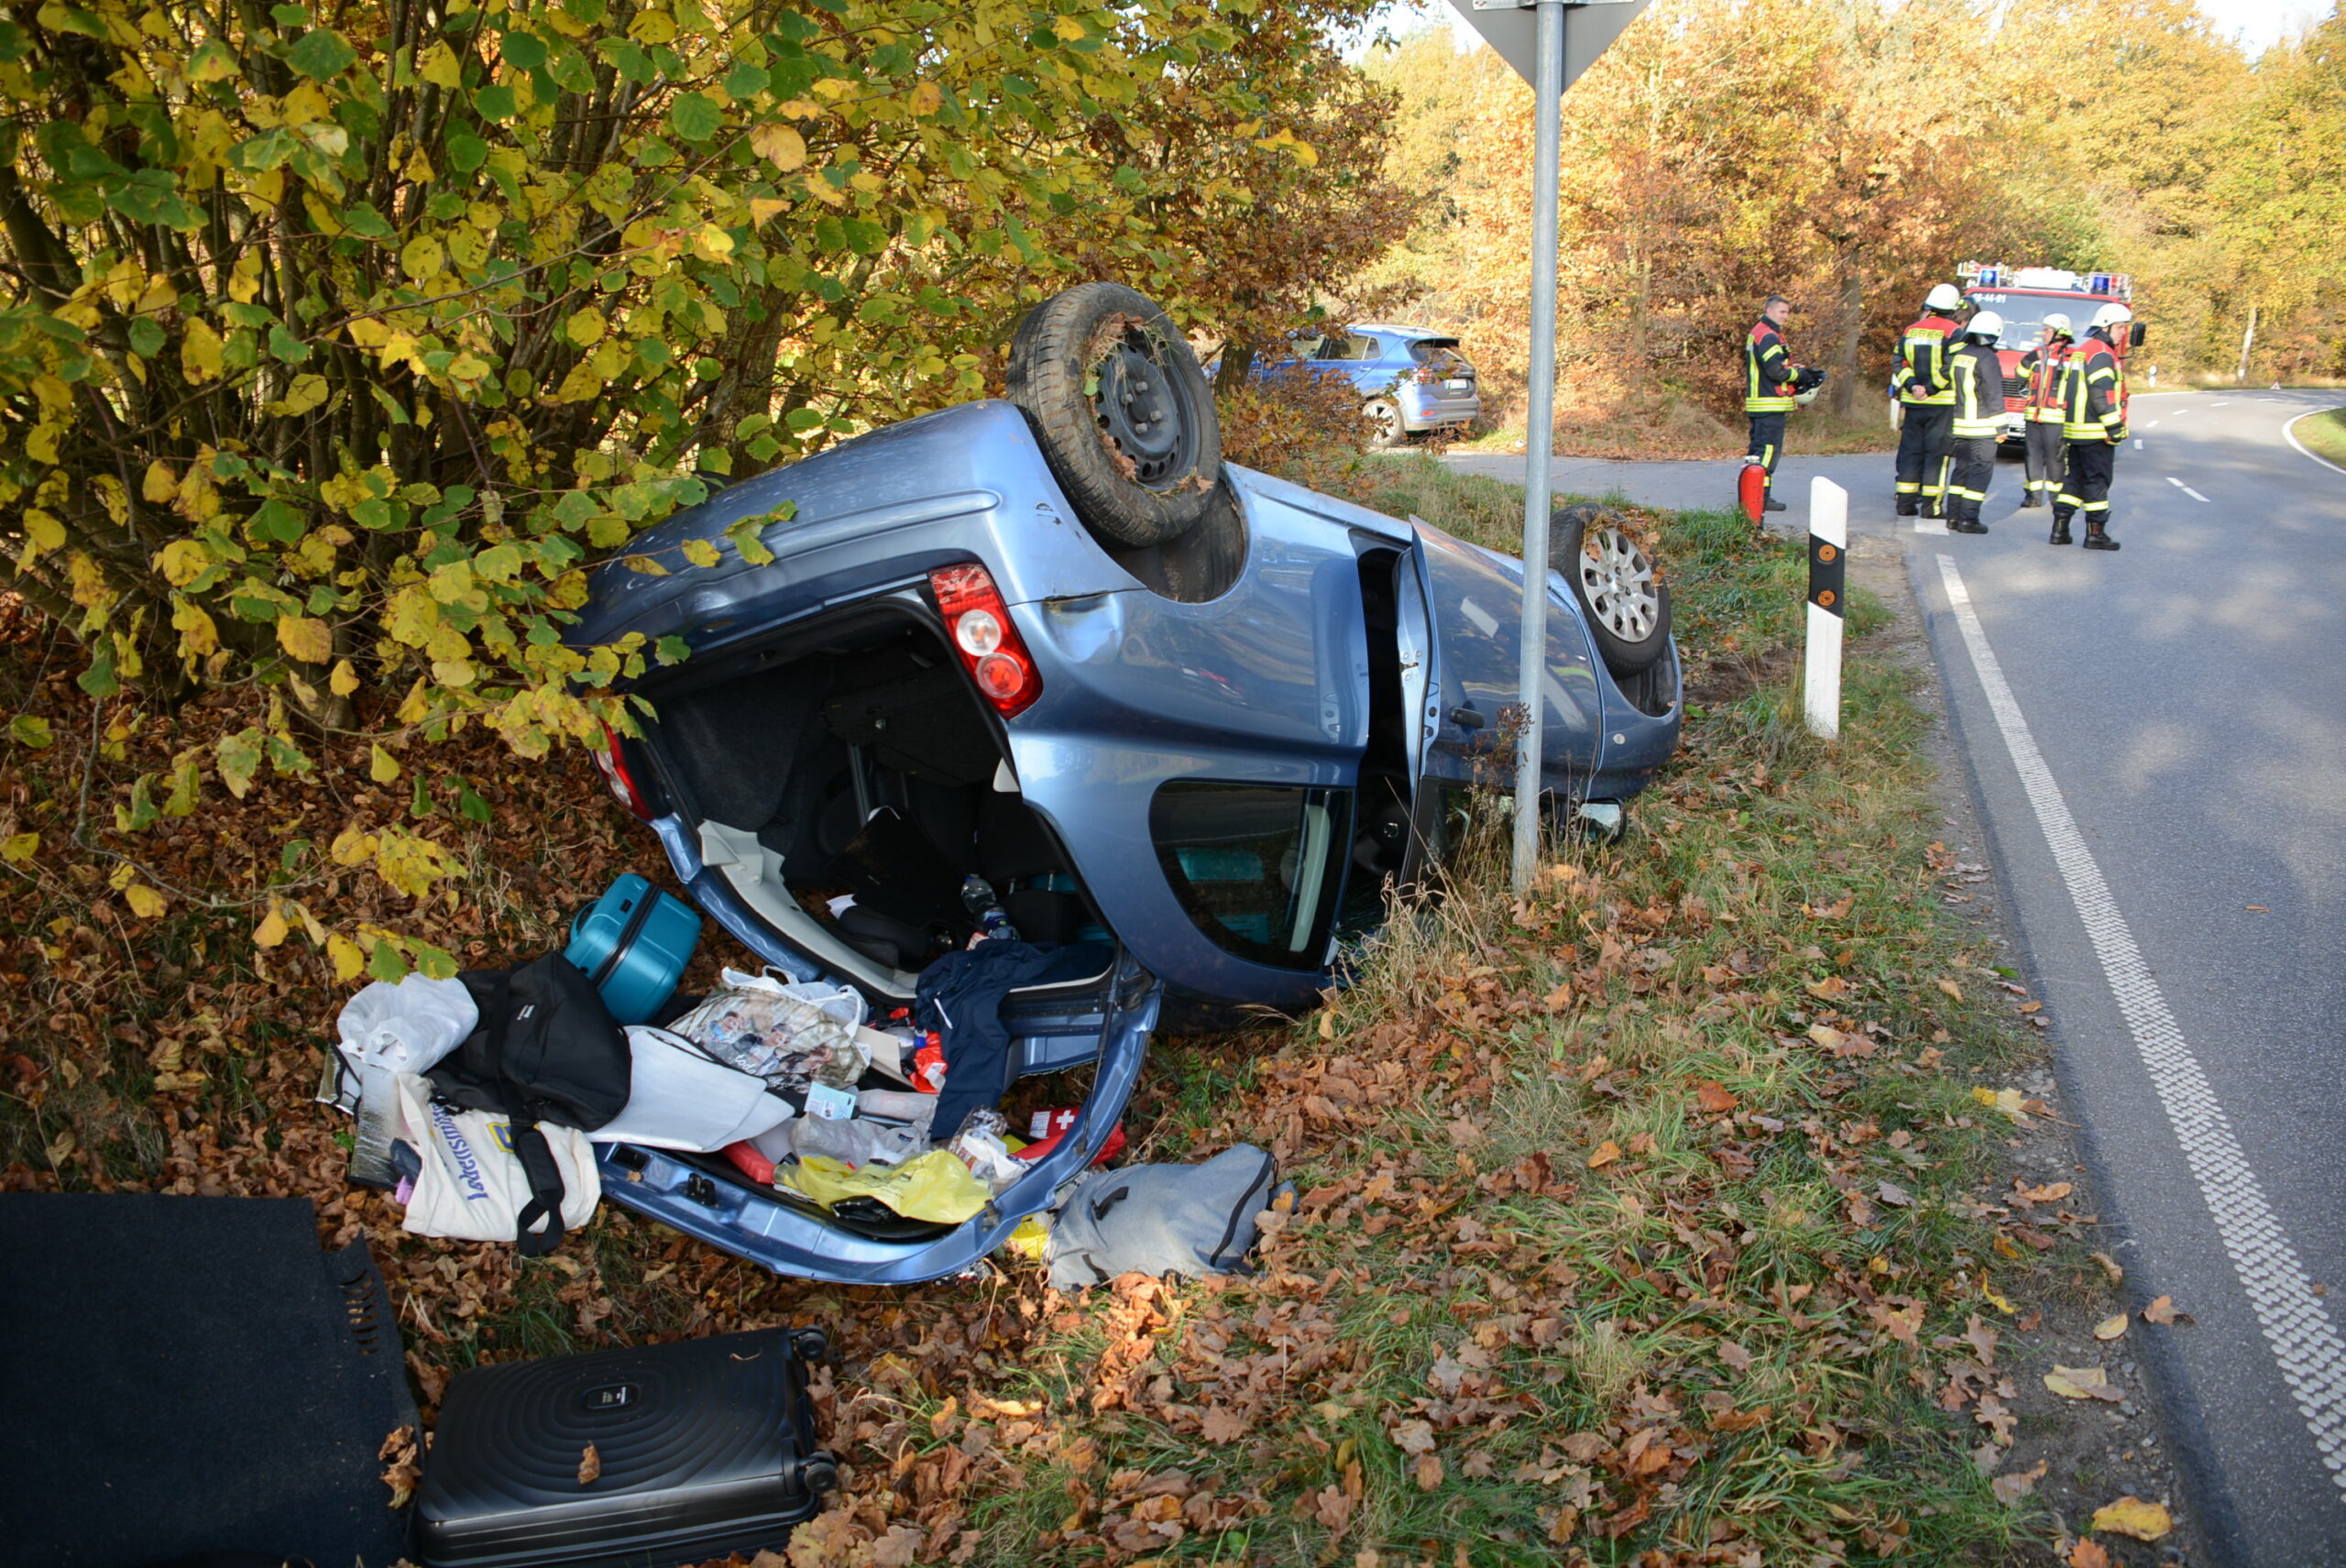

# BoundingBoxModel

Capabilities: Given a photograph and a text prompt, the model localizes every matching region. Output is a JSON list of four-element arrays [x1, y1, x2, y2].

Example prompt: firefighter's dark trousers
[[1946, 436, 1998, 525], [2055, 440, 2116, 532], [2023, 421, 2066, 504], [1747, 411, 1785, 500], [1895, 403, 1953, 516]]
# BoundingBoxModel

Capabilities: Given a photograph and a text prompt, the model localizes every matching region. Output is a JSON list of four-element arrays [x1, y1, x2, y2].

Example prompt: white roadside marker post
[[1804, 477, 1847, 741]]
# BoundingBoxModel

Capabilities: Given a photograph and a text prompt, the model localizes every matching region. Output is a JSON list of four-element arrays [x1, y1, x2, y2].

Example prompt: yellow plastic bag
[[780, 1149, 992, 1224]]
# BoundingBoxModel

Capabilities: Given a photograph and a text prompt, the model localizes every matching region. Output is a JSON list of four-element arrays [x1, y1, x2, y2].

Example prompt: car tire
[[1548, 503, 1672, 676], [1364, 397, 1406, 450], [1005, 283, 1222, 549]]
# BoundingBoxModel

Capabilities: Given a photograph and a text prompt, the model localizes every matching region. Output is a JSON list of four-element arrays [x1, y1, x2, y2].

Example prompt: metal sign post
[[1449, 0, 1650, 895]]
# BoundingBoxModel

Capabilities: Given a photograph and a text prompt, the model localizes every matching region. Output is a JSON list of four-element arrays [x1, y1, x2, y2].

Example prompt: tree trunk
[[1628, 248, 1650, 367], [1830, 249, 1864, 418], [1214, 341, 1256, 397]]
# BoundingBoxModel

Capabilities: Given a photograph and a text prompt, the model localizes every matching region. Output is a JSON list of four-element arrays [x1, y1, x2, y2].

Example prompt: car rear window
[[1409, 339, 1472, 374], [1150, 783, 1353, 970]]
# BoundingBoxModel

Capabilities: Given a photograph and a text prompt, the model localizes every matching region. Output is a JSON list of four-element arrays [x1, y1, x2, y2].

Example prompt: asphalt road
[[1903, 389, 2346, 1567], [1451, 391, 2346, 1563]]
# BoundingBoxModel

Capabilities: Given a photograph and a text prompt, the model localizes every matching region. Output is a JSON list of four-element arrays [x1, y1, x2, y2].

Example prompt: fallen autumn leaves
[[0, 499, 2180, 1564]]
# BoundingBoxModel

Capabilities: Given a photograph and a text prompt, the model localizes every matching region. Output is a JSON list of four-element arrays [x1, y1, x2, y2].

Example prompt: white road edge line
[[2283, 408, 2346, 477], [1935, 554, 2346, 1500]]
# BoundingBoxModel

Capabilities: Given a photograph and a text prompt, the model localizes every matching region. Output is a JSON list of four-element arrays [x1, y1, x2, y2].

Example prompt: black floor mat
[[0, 1193, 416, 1568]]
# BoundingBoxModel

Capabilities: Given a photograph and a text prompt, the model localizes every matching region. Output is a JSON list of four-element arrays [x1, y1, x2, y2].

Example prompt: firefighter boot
[[1947, 509, 1988, 535], [2048, 510, 2073, 546], [2083, 523, 2121, 552]]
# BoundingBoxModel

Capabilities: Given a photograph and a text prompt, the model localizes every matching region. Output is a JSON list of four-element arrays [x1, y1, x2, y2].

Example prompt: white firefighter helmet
[[1795, 386, 1823, 406], [2091, 302, 2133, 330], [1925, 282, 1963, 311], [2042, 312, 2075, 338], [1966, 310, 2004, 342]]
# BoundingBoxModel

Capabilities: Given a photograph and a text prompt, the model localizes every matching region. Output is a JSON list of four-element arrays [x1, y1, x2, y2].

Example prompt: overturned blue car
[[565, 285, 1681, 1283]]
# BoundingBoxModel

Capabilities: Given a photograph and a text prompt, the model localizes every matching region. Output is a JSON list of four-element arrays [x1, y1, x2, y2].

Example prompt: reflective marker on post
[[1805, 477, 1847, 741]]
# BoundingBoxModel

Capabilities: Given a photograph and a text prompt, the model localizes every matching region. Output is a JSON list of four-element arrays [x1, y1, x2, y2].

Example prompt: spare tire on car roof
[[1005, 283, 1223, 549]]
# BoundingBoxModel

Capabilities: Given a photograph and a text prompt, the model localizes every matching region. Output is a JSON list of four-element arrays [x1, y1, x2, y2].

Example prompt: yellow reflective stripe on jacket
[[1744, 323, 1795, 412], [2059, 344, 2124, 440], [1899, 320, 1955, 406], [1951, 345, 2001, 438]]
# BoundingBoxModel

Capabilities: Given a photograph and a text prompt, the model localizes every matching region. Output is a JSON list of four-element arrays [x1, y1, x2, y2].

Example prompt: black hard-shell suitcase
[[412, 1326, 838, 1568]]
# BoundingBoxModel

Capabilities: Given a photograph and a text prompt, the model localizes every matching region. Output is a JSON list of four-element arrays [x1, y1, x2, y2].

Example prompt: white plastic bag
[[335, 973, 477, 1077], [667, 980, 866, 1091], [334, 975, 478, 1185]]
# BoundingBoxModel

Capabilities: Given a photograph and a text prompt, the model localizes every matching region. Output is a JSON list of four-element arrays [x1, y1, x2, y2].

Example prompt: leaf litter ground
[[0, 462, 2193, 1566]]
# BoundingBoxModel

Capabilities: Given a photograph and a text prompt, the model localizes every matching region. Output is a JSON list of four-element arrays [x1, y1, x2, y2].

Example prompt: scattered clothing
[[916, 941, 1105, 1135]]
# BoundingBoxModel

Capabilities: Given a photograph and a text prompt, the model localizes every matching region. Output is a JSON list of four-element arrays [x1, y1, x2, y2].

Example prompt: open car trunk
[[642, 593, 1116, 1010], [596, 593, 1155, 1283]]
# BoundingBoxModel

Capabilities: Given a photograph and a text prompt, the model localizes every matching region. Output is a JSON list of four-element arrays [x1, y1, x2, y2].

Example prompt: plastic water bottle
[[960, 874, 1020, 942]]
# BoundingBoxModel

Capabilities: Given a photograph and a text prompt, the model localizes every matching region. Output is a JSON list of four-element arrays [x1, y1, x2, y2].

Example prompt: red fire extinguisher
[[1738, 457, 1768, 525]]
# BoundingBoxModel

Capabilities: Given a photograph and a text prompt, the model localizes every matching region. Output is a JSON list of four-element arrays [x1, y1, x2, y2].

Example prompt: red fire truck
[[1957, 263, 2144, 448]]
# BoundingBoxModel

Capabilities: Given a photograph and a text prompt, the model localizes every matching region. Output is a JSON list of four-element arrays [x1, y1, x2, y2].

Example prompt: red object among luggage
[[1738, 458, 1767, 525], [1012, 1107, 1126, 1167], [724, 1140, 777, 1185]]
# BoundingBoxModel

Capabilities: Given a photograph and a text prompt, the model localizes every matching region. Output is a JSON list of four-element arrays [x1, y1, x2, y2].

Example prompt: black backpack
[[429, 954, 631, 1255]]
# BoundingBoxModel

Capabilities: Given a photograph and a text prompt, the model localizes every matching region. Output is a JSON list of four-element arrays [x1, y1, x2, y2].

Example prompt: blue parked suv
[[1272, 324, 1481, 448], [568, 286, 1672, 1283]]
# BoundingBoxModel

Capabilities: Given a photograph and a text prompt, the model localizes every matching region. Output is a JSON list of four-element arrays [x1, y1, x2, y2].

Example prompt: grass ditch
[[0, 454, 2099, 1564], [2290, 404, 2346, 469]]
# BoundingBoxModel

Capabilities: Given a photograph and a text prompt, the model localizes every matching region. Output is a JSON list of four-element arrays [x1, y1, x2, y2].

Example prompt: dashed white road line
[[1935, 554, 2346, 1502], [2166, 477, 2211, 502], [2134, 439, 2144, 450], [2284, 408, 2346, 477], [2145, 421, 2161, 429]]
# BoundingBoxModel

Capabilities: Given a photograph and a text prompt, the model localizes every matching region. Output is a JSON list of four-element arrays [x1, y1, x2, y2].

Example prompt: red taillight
[[594, 721, 656, 820], [928, 563, 1041, 718]]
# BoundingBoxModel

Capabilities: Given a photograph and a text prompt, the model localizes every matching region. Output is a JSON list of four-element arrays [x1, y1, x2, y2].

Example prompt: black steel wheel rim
[[1093, 337, 1200, 489]]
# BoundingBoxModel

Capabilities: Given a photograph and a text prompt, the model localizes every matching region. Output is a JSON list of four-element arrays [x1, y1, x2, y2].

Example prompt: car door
[[1004, 469, 1381, 1014], [1408, 517, 1606, 798]]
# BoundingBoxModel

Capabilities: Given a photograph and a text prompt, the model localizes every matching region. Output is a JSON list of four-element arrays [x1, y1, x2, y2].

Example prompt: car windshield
[[1967, 291, 2104, 349], [1150, 783, 1352, 970]]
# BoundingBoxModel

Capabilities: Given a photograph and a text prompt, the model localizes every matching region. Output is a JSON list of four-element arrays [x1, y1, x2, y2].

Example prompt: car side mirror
[[2131, 323, 2147, 348]]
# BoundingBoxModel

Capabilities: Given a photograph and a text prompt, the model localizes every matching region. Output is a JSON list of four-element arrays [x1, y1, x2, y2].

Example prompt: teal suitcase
[[565, 873, 701, 1025]]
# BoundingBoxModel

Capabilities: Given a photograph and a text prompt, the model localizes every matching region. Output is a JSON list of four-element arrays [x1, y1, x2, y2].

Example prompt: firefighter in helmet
[[2053, 302, 2132, 550], [2013, 313, 2073, 510], [1942, 310, 2008, 534], [1741, 294, 1825, 520], [1893, 282, 1966, 519]]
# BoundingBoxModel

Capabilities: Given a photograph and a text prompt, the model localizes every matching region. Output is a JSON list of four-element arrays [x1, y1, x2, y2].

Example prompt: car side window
[[1150, 783, 1353, 970]]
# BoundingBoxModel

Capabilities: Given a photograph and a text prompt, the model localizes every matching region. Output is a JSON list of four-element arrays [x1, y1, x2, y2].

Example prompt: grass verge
[[2289, 405, 2346, 469], [2, 455, 2085, 1565]]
